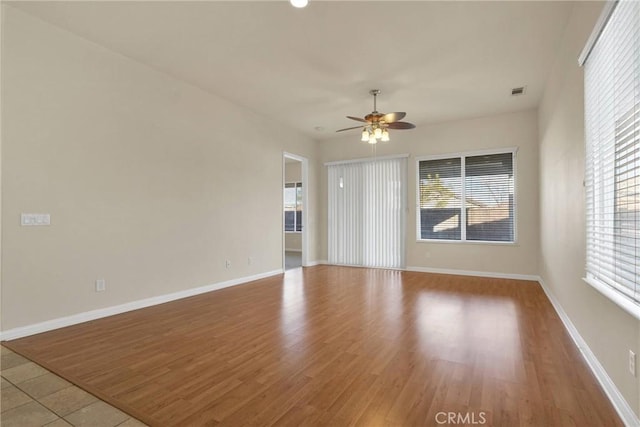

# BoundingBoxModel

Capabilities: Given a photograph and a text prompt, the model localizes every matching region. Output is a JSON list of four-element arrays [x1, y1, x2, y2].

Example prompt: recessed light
[[511, 86, 526, 96], [290, 0, 308, 8]]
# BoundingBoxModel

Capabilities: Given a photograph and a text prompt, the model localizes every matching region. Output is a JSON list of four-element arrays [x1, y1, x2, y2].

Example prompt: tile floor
[[1, 345, 146, 427]]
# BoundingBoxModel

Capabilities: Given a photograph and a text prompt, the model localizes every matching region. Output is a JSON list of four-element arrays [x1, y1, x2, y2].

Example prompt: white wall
[[284, 161, 302, 251], [1, 6, 319, 331], [538, 1, 640, 417], [319, 109, 539, 276]]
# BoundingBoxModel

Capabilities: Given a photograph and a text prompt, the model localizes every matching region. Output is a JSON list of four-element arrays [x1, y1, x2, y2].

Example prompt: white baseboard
[[0, 269, 283, 341], [303, 260, 326, 267], [538, 277, 639, 427], [405, 265, 539, 281], [285, 248, 302, 253]]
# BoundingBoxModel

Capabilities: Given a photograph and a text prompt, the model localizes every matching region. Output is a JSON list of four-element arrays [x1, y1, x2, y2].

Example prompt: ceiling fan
[[337, 89, 416, 144]]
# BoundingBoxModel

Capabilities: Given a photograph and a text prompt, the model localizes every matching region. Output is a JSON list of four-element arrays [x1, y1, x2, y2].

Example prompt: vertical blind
[[584, 0, 640, 303], [417, 151, 515, 242], [327, 157, 407, 268]]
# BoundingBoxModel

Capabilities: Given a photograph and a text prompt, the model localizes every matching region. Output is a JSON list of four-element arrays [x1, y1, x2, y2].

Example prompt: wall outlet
[[95, 279, 106, 292], [225, 260, 231, 269], [629, 350, 636, 376], [248, 257, 253, 266]]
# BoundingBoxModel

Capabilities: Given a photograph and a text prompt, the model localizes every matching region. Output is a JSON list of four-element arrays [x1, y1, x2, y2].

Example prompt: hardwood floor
[[3, 266, 622, 426]]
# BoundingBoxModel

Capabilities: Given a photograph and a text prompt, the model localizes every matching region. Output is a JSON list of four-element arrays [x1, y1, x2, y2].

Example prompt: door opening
[[283, 153, 308, 271]]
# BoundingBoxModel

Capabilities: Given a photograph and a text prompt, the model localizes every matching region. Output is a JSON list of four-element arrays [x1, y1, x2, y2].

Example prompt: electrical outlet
[[629, 350, 636, 376], [225, 260, 231, 269], [248, 257, 253, 266], [95, 279, 106, 292]]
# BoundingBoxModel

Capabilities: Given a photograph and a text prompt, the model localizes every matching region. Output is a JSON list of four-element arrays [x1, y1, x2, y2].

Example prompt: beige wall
[[285, 233, 302, 252], [4, 4, 638, 419], [538, 1, 640, 416], [319, 109, 539, 275], [1, 7, 319, 330], [284, 161, 301, 183], [284, 160, 302, 251]]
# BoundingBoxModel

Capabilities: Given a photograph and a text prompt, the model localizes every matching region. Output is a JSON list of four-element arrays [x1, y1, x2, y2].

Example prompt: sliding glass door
[[327, 156, 407, 268]]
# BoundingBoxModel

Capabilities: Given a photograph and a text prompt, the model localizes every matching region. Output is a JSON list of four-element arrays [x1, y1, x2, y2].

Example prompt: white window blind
[[327, 156, 407, 269], [584, 0, 640, 308], [417, 151, 515, 242]]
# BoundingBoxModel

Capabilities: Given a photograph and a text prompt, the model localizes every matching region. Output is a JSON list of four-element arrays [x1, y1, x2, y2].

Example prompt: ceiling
[[10, 1, 575, 141]]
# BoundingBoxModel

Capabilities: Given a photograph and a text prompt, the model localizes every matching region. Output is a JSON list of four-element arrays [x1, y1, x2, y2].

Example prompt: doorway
[[283, 153, 308, 271]]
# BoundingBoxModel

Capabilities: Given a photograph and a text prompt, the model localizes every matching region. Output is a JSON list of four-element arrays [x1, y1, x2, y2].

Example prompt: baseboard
[[304, 260, 327, 267], [538, 277, 640, 427], [285, 248, 302, 253], [405, 265, 539, 281], [0, 269, 283, 341]]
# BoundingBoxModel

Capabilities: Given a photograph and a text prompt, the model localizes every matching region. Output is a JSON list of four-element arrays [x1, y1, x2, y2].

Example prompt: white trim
[[578, 1, 618, 66], [324, 153, 409, 167], [414, 146, 518, 163], [326, 262, 406, 272], [583, 277, 640, 321], [415, 239, 517, 246], [303, 260, 326, 267], [285, 248, 302, 253], [404, 266, 538, 281], [0, 269, 283, 341], [538, 277, 640, 427], [461, 155, 467, 241]]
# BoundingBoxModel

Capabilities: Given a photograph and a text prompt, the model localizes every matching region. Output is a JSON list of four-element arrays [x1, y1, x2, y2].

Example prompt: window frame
[[581, 0, 640, 319], [284, 181, 303, 234], [415, 147, 518, 244]]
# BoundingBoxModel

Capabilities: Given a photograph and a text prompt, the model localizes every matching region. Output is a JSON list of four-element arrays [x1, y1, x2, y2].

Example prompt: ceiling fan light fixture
[[335, 89, 415, 142], [290, 0, 308, 8]]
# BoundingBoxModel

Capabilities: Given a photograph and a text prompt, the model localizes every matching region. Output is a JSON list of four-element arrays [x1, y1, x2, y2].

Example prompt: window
[[417, 150, 515, 243], [582, 1, 640, 312], [284, 182, 302, 232]]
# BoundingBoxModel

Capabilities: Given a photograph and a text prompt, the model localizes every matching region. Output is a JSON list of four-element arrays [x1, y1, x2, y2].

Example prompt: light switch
[[21, 213, 51, 226]]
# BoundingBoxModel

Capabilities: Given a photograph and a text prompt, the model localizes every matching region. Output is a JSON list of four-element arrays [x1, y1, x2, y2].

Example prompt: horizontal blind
[[418, 158, 462, 240], [585, 0, 640, 302], [418, 151, 515, 242], [465, 153, 514, 242]]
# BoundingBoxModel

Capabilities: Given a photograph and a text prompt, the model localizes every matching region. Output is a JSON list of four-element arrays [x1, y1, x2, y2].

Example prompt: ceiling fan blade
[[336, 125, 365, 132], [382, 112, 406, 123], [346, 116, 368, 123], [387, 121, 416, 130]]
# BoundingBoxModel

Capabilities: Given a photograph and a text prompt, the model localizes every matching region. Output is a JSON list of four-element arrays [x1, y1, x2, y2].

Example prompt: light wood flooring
[[3, 266, 622, 426]]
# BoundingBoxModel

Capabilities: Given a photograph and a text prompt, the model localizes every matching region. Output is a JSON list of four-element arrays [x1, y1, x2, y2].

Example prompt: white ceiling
[[11, 1, 575, 141]]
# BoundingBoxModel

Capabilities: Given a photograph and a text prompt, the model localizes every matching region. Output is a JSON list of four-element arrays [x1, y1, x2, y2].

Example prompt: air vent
[[511, 86, 526, 96]]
